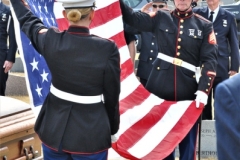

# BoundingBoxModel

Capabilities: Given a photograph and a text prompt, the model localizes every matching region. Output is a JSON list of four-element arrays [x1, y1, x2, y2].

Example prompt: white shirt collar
[[208, 6, 220, 23]]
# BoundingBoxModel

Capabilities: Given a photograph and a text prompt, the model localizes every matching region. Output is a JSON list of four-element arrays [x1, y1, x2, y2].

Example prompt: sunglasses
[[152, 4, 165, 8]]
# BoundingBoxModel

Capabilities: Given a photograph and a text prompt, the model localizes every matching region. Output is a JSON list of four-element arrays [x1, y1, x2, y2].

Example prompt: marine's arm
[[10, 0, 47, 53], [196, 23, 218, 107], [103, 42, 121, 135], [119, 0, 157, 32]]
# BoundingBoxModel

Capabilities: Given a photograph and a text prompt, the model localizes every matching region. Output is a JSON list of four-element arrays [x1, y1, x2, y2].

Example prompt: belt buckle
[[173, 58, 183, 66]]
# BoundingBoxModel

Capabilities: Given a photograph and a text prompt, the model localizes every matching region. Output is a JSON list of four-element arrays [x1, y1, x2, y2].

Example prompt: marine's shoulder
[[91, 34, 118, 48], [193, 13, 211, 24], [92, 34, 114, 42]]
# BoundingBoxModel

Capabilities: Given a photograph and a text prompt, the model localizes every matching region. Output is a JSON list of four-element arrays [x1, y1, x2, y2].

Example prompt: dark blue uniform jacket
[[11, 0, 120, 154], [0, 3, 17, 65], [120, 0, 218, 101], [194, 7, 239, 80], [214, 73, 240, 160]]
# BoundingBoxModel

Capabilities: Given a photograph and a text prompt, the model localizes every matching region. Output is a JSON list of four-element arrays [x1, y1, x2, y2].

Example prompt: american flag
[[11, 0, 203, 159]]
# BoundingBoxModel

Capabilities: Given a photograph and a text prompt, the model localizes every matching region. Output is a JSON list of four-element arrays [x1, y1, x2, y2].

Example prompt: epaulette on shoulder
[[92, 34, 114, 42], [194, 13, 211, 23]]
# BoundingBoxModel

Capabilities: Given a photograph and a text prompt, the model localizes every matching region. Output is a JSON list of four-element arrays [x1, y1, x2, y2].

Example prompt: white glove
[[111, 135, 118, 143], [195, 90, 208, 108]]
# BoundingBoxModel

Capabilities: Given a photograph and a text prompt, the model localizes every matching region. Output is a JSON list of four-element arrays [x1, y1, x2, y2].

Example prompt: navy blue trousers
[[42, 144, 108, 160], [202, 77, 223, 120], [0, 67, 8, 96], [163, 121, 199, 160], [139, 78, 147, 87]]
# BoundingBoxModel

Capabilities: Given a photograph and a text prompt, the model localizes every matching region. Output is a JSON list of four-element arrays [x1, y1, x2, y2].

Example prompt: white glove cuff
[[195, 90, 208, 106], [111, 135, 118, 143]]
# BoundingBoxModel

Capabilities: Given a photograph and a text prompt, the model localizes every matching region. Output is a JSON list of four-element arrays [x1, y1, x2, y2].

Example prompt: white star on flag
[[38, 2, 42, 13], [44, 3, 48, 13], [32, 4, 38, 13], [40, 69, 49, 82], [30, 58, 39, 71], [35, 84, 43, 97]]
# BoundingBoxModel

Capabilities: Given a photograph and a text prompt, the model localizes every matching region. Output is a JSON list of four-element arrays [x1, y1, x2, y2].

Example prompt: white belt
[[157, 53, 201, 83], [50, 85, 102, 104]]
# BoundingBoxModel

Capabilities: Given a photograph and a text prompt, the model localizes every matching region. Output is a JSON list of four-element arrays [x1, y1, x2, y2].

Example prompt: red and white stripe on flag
[[53, 0, 204, 159]]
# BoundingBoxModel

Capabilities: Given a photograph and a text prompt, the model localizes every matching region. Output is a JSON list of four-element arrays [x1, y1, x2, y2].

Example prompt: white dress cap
[[56, 0, 96, 9]]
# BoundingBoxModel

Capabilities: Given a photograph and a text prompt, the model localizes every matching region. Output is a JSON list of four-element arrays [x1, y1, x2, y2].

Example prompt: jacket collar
[[67, 26, 90, 35], [173, 8, 193, 19], [200, 6, 225, 18]]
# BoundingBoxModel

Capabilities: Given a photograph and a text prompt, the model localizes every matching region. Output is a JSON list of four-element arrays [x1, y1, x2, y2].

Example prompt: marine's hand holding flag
[[11, 0, 203, 159], [195, 90, 208, 108]]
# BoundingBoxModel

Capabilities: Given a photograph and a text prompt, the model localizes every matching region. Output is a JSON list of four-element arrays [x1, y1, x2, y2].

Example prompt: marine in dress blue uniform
[[137, 0, 167, 86], [10, 0, 120, 159], [0, 1, 17, 96], [214, 73, 240, 160], [194, 3, 240, 120], [123, 24, 158, 86], [124, 0, 167, 87], [119, 0, 218, 159], [136, 32, 158, 86]]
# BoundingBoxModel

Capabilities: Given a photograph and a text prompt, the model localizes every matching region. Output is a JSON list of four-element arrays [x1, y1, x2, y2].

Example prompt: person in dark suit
[[124, 0, 168, 87], [136, 31, 158, 86], [0, 1, 17, 96], [10, 0, 120, 159], [119, 0, 218, 159], [194, 0, 239, 120], [137, 0, 168, 86], [214, 73, 240, 160]]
